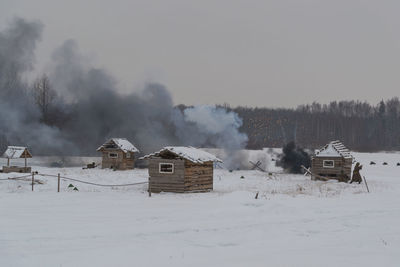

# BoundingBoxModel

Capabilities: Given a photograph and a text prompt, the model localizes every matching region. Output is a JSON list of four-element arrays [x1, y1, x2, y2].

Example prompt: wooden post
[[363, 176, 370, 193], [148, 177, 151, 197], [31, 172, 34, 192], [25, 157, 27, 167], [7, 158, 9, 167], [57, 173, 60, 193]]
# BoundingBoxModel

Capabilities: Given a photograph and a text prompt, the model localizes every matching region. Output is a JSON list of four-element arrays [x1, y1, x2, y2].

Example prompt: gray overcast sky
[[1, 0, 400, 107]]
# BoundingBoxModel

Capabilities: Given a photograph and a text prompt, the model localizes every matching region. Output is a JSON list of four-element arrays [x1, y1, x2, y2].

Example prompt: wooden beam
[[249, 161, 266, 172], [363, 176, 370, 193], [301, 165, 330, 181], [57, 173, 60, 193]]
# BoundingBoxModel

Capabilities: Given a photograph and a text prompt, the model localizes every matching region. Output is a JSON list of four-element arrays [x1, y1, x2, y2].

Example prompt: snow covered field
[[1, 152, 399, 266]]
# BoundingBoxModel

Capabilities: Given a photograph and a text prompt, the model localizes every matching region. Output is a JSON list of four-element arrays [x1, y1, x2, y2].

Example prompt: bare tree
[[0, 134, 8, 155], [32, 74, 56, 123]]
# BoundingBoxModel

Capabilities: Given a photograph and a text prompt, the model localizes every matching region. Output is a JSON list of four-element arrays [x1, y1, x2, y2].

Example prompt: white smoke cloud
[[182, 105, 248, 149], [0, 18, 249, 169]]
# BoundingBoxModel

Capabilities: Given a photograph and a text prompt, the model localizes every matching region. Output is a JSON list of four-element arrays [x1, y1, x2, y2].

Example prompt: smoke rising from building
[[0, 18, 248, 168]]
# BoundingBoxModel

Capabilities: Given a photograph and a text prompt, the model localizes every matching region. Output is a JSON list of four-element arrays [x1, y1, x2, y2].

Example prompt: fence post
[[57, 173, 60, 193], [31, 172, 34, 192], [148, 177, 151, 197], [363, 176, 370, 193]]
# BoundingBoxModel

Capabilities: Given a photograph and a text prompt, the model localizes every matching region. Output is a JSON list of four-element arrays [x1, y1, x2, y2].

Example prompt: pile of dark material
[[278, 141, 311, 174], [83, 162, 97, 170]]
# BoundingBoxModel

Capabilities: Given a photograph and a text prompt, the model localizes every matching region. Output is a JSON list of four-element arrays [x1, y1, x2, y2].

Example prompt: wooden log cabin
[[2, 146, 32, 173], [97, 138, 139, 170], [140, 146, 222, 193], [311, 140, 353, 182]]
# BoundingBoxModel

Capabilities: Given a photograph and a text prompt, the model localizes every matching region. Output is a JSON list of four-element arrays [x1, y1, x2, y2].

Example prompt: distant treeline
[[228, 98, 400, 151]]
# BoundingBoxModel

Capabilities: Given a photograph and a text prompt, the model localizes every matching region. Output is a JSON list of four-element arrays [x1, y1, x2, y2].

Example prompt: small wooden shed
[[140, 146, 222, 193], [97, 138, 139, 170], [311, 140, 353, 182], [2, 146, 32, 173]]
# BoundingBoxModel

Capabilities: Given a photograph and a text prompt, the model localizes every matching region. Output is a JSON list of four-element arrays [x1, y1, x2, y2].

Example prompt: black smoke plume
[[0, 18, 248, 168], [278, 141, 311, 174]]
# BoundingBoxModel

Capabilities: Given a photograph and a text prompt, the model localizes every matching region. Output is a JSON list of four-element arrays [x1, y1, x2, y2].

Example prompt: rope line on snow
[[0, 174, 33, 181], [37, 173, 148, 187], [0, 172, 148, 187]]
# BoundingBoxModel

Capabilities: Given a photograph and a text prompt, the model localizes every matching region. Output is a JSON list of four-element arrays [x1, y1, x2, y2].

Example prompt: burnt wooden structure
[[311, 140, 353, 182], [2, 146, 32, 173], [97, 138, 139, 170], [141, 146, 222, 193]]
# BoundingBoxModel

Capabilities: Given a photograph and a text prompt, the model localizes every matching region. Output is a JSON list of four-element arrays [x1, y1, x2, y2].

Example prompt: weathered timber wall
[[148, 158, 185, 193], [148, 158, 214, 193], [101, 150, 135, 170], [184, 161, 213, 192], [311, 157, 352, 182]]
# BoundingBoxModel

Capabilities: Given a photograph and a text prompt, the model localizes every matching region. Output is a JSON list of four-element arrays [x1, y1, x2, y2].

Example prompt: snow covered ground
[[0, 151, 399, 266]]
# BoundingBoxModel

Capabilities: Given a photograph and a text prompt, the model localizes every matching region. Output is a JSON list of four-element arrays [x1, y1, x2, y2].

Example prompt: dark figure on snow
[[350, 162, 363, 184]]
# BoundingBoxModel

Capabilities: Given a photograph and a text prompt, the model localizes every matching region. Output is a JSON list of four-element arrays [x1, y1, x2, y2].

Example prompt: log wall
[[101, 150, 135, 170], [148, 158, 214, 193], [311, 156, 352, 182], [184, 161, 213, 192], [148, 158, 185, 193]]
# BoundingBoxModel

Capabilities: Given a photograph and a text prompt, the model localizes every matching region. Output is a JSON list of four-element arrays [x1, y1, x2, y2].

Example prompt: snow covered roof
[[315, 140, 352, 159], [2, 146, 32, 159], [97, 138, 139, 153], [140, 146, 222, 164]]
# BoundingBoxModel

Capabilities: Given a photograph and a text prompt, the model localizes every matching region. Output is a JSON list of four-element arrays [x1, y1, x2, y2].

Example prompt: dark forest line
[[228, 98, 400, 151]]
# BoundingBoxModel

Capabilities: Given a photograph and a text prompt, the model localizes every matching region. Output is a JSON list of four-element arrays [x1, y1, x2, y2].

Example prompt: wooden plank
[[150, 179, 184, 184], [150, 182, 185, 187], [184, 178, 213, 183], [150, 188, 185, 193], [150, 176, 184, 181], [187, 187, 213, 191], [185, 184, 213, 188]]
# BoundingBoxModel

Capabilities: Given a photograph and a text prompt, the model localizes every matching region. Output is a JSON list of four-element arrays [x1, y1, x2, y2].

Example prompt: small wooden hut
[[140, 146, 222, 193], [97, 138, 139, 170], [2, 146, 32, 173], [311, 140, 353, 182]]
